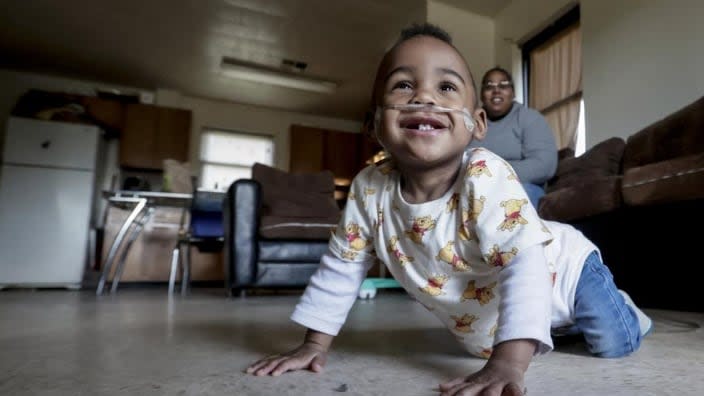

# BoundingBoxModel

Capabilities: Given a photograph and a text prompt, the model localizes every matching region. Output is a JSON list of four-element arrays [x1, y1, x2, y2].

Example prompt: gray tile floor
[[1, 288, 702, 395]]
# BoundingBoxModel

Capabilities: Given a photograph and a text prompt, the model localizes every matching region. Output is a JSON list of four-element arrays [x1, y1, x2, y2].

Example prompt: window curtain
[[529, 23, 582, 150]]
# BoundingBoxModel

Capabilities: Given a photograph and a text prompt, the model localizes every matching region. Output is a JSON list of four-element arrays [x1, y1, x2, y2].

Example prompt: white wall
[[427, 0, 495, 97], [154, 89, 361, 173], [581, 0, 704, 146], [494, 0, 704, 149]]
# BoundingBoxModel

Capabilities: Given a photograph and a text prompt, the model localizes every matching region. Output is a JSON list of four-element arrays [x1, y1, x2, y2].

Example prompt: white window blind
[[199, 129, 274, 190]]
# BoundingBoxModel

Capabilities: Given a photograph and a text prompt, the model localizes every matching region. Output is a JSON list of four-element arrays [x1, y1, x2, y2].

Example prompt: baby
[[247, 23, 651, 396]]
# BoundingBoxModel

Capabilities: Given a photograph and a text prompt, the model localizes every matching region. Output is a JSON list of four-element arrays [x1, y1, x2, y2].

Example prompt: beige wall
[[154, 89, 362, 173], [493, 0, 576, 103], [494, 0, 703, 149], [581, 0, 704, 146], [427, 0, 495, 96]]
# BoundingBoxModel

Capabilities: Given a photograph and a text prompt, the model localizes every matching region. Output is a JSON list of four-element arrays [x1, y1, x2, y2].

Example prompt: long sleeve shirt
[[291, 149, 596, 358]]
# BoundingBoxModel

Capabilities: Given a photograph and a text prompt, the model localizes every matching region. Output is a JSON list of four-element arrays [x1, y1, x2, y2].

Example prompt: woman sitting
[[468, 66, 558, 208]]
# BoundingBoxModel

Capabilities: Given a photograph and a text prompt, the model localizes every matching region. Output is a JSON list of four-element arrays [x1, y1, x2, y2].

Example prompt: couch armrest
[[223, 179, 261, 289]]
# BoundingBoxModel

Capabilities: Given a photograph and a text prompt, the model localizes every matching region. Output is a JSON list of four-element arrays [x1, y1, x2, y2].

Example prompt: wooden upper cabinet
[[120, 104, 191, 170], [289, 125, 366, 179], [290, 125, 382, 205]]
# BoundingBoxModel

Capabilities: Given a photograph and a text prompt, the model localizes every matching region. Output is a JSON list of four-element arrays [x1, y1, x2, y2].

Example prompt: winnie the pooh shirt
[[291, 148, 597, 358]]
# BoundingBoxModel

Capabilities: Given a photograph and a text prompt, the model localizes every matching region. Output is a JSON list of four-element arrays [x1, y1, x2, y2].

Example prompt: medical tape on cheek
[[381, 104, 476, 132]]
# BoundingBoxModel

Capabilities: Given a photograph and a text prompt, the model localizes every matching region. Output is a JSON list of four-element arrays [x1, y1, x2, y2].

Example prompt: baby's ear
[[471, 108, 488, 140]]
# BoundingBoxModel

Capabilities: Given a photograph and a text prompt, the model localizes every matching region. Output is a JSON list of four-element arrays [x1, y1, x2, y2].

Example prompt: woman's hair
[[481, 66, 514, 87]]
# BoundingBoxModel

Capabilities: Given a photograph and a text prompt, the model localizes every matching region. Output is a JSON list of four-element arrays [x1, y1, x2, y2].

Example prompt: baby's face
[[374, 36, 484, 169]]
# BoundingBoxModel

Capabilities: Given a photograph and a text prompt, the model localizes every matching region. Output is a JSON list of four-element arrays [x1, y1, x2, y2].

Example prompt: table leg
[[110, 207, 154, 294], [96, 197, 147, 295]]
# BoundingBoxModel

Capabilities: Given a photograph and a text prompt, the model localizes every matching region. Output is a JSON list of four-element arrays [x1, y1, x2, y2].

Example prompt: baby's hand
[[438, 359, 526, 396], [245, 341, 328, 377]]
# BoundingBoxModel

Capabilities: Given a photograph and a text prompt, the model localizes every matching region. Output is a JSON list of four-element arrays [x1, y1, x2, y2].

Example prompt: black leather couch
[[222, 165, 340, 296]]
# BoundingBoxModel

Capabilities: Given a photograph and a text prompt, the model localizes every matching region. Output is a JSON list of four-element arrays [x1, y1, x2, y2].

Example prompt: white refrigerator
[[0, 116, 99, 289]]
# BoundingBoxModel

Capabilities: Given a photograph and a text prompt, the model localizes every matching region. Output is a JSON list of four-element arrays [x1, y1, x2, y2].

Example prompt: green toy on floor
[[358, 277, 402, 299]]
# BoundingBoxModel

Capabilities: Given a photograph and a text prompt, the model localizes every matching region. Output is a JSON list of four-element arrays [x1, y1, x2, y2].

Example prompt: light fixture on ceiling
[[220, 56, 338, 94]]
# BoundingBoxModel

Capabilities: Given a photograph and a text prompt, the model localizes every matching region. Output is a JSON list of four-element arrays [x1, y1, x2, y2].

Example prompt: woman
[[468, 67, 558, 209]]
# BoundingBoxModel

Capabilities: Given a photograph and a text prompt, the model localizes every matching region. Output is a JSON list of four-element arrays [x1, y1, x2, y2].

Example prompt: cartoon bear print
[[461, 280, 497, 305], [459, 209, 475, 241], [485, 245, 519, 267], [467, 159, 493, 178], [341, 250, 358, 260], [419, 274, 449, 296], [450, 313, 479, 333], [446, 193, 460, 213], [498, 198, 529, 231], [436, 241, 470, 272], [405, 215, 436, 244], [345, 222, 369, 251], [387, 235, 414, 267]]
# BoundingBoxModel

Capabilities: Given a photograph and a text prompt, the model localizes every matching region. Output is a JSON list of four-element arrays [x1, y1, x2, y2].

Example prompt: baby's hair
[[482, 66, 514, 87], [398, 23, 453, 46]]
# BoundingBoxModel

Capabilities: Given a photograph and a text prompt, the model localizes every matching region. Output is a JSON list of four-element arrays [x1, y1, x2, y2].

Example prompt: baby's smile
[[380, 104, 475, 133], [399, 114, 449, 134]]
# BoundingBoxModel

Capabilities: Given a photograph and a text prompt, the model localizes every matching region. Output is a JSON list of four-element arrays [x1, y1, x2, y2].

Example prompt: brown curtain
[[529, 23, 582, 149]]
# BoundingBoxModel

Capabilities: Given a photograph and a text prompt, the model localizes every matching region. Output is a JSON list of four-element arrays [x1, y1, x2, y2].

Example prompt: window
[[199, 128, 274, 190], [522, 5, 584, 154]]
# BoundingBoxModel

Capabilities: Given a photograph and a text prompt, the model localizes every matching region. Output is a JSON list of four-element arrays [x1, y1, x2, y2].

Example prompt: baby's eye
[[440, 82, 458, 92], [392, 81, 413, 91]]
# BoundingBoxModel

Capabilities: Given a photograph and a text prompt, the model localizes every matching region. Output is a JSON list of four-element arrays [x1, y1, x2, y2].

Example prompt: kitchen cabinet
[[289, 124, 382, 205], [120, 104, 191, 169]]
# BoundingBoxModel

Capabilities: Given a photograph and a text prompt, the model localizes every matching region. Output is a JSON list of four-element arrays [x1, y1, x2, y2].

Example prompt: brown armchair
[[223, 163, 341, 296]]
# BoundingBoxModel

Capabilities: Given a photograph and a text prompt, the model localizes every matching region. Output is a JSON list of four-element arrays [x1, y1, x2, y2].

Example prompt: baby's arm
[[247, 250, 374, 376], [439, 245, 552, 395]]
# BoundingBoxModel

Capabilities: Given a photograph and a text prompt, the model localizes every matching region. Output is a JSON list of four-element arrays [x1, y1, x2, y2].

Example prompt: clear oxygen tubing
[[375, 103, 476, 133]]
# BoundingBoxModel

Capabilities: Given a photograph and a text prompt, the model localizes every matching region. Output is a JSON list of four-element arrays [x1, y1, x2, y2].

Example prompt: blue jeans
[[554, 251, 642, 358], [522, 183, 545, 209]]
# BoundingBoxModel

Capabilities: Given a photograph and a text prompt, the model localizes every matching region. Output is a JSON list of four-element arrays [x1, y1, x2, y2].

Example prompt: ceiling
[[0, 0, 510, 121]]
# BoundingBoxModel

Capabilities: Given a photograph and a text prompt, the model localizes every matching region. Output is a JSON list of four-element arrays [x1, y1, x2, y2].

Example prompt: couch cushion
[[546, 137, 626, 193], [622, 152, 704, 206], [252, 163, 340, 239], [259, 215, 337, 240], [259, 239, 330, 262], [623, 96, 704, 169], [538, 176, 622, 222]]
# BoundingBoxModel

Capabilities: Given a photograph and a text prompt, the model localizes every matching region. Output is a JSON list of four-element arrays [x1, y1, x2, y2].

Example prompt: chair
[[169, 188, 225, 295], [222, 163, 341, 296]]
